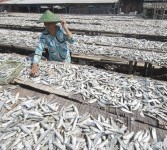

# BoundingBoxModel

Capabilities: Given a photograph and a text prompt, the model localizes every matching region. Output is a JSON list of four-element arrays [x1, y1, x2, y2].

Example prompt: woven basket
[[0, 61, 23, 85]]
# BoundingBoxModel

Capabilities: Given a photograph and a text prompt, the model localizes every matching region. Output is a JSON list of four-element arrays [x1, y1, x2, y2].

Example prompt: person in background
[[31, 10, 75, 76]]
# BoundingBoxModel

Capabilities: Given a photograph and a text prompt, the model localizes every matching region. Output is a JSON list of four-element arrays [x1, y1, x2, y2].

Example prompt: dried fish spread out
[[22, 62, 167, 120], [0, 53, 166, 119], [0, 14, 167, 36], [1, 29, 167, 51], [0, 29, 167, 65], [0, 29, 40, 48], [75, 35, 167, 52], [70, 43, 167, 65], [0, 53, 167, 122], [0, 86, 167, 150]]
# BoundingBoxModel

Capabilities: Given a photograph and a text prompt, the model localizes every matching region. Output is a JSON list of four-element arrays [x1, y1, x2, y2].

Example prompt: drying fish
[[70, 43, 167, 65], [2, 53, 162, 123], [0, 13, 167, 36], [0, 53, 166, 123], [0, 28, 166, 65], [0, 86, 167, 150], [0, 29, 40, 48], [75, 34, 167, 52]]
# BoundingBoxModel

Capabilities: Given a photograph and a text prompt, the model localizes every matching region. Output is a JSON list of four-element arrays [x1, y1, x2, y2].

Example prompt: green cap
[[39, 10, 60, 23]]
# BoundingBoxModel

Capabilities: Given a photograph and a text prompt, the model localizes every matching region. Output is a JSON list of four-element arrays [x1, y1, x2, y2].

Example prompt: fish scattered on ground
[[0, 14, 167, 36], [0, 54, 167, 122], [0, 86, 167, 150], [0, 29, 167, 65]]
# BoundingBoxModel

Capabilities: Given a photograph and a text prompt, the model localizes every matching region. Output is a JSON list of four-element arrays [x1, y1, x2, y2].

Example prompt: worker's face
[[44, 22, 56, 35]]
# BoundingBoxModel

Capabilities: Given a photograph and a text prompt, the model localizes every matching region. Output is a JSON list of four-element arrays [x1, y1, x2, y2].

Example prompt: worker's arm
[[30, 34, 46, 76], [61, 19, 75, 44]]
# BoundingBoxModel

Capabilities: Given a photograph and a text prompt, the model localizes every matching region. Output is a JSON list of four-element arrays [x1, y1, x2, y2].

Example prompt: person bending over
[[31, 10, 75, 76]]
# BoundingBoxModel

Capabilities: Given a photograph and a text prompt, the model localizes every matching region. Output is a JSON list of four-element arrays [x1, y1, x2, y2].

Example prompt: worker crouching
[[31, 10, 75, 76]]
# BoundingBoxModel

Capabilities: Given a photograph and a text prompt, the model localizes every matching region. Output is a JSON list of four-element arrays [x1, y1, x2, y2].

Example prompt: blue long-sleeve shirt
[[33, 25, 75, 64]]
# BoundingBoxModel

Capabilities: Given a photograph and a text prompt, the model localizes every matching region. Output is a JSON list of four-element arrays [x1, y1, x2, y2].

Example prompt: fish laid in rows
[[0, 53, 167, 122], [70, 43, 167, 65], [0, 86, 167, 150], [18, 54, 167, 122], [0, 29, 166, 52], [0, 13, 167, 36], [0, 29, 167, 65]]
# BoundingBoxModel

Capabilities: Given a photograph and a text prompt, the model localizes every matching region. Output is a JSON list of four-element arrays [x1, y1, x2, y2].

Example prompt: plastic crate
[[0, 61, 23, 85]]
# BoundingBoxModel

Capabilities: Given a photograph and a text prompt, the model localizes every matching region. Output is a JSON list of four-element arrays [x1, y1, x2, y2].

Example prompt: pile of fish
[[76, 35, 167, 52], [18, 56, 167, 122], [0, 29, 40, 48], [1, 29, 167, 52], [0, 54, 166, 122], [1, 13, 141, 21], [0, 13, 167, 36], [69, 22, 167, 36], [68, 18, 167, 29], [68, 15, 138, 21], [70, 43, 167, 65], [0, 29, 167, 65], [0, 86, 167, 149], [0, 29, 167, 52], [0, 15, 42, 27]]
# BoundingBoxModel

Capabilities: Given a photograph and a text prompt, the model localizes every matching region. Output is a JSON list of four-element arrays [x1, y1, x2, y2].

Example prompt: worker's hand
[[30, 63, 39, 77], [61, 18, 68, 30]]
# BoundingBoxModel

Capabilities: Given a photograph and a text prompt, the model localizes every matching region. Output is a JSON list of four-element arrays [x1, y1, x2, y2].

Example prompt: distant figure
[[30, 10, 75, 77]]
